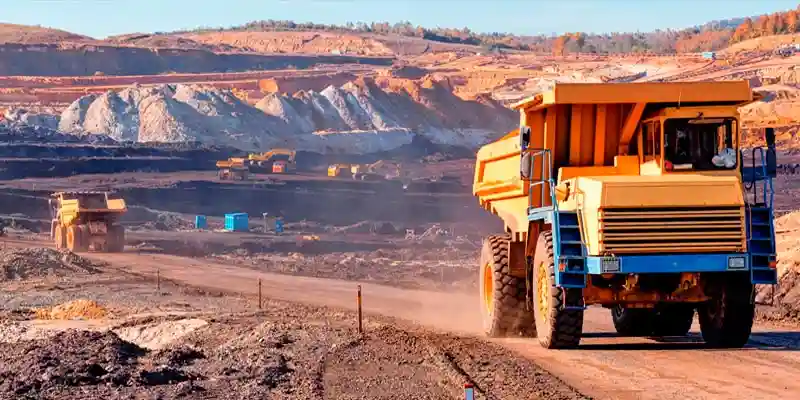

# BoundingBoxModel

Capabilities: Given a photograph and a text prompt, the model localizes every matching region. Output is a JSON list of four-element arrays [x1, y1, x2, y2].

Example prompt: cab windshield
[[663, 117, 737, 171]]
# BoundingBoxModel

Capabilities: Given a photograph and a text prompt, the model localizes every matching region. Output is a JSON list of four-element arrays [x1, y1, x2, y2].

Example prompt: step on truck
[[473, 82, 778, 349]]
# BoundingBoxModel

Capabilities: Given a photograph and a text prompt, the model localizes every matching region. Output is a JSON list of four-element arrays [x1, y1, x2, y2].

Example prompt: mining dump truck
[[49, 191, 127, 253], [474, 82, 777, 349], [216, 157, 250, 180]]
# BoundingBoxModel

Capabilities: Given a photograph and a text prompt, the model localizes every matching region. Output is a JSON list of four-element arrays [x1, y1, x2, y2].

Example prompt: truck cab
[[638, 107, 739, 176]]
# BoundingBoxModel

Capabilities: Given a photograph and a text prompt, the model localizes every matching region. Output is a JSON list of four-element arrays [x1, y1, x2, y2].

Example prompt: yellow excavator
[[248, 149, 297, 174]]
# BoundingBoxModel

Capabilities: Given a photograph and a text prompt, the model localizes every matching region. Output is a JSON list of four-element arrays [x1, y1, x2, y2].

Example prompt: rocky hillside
[[58, 77, 516, 153]]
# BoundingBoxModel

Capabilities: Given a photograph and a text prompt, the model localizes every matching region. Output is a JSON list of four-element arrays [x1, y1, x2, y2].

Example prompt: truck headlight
[[727, 256, 746, 270]]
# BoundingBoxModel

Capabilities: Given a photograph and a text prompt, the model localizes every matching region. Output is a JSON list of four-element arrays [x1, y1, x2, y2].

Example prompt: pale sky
[[1, 0, 798, 38]]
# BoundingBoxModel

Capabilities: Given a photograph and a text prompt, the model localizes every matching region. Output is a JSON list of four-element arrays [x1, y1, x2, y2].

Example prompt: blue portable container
[[224, 213, 249, 232], [195, 215, 207, 229]]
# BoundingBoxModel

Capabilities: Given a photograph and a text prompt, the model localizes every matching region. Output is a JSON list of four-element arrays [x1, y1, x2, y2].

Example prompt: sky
[[1, 0, 798, 39]]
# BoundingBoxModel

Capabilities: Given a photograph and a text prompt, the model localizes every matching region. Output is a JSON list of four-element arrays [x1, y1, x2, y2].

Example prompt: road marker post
[[357, 285, 363, 334], [156, 269, 161, 294], [258, 278, 262, 309]]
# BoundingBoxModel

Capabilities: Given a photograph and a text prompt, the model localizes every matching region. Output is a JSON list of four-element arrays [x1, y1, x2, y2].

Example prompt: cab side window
[[643, 123, 653, 157], [654, 122, 661, 160]]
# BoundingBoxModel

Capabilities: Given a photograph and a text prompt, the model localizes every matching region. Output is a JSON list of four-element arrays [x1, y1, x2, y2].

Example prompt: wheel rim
[[613, 305, 625, 319], [482, 262, 493, 315], [537, 261, 549, 317]]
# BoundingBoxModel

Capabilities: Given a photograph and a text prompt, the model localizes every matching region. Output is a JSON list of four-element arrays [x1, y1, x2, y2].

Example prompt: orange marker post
[[357, 285, 363, 334]]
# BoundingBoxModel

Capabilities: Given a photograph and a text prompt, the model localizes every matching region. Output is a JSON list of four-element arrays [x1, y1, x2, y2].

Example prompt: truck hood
[[571, 174, 744, 209]]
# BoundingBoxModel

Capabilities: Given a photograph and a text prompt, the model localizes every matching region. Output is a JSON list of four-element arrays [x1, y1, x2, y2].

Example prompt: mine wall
[[0, 43, 394, 76]]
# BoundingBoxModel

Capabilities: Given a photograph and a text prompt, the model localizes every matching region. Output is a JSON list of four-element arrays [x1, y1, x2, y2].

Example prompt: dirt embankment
[[0, 134, 474, 180], [0, 43, 393, 76], [0, 143, 239, 180]]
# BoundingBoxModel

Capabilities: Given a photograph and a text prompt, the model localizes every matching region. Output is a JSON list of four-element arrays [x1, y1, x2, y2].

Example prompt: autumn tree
[[787, 10, 799, 33], [553, 35, 570, 55], [770, 13, 786, 34], [731, 17, 753, 42]]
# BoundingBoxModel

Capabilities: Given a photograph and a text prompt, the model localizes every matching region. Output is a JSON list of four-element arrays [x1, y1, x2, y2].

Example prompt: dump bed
[[53, 191, 127, 214], [473, 82, 756, 238]]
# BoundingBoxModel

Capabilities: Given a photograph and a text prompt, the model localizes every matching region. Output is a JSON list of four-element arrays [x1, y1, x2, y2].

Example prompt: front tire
[[698, 275, 754, 348], [478, 234, 535, 337], [53, 224, 66, 250], [532, 232, 583, 349]]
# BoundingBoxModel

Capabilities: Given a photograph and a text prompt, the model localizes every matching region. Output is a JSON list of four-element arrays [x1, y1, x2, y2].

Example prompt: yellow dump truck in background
[[474, 82, 777, 349], [50, 191, 127, 252], [216, 157, 250, 180], [328, 164, 350, 177]]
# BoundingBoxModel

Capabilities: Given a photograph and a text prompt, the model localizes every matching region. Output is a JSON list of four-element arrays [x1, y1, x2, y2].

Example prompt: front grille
[[598, 206, 745, 254]]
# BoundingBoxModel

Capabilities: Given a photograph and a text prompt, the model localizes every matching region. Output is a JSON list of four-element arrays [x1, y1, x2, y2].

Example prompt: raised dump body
[[474, 82, 777, 349], [49, 191, 127, 253]]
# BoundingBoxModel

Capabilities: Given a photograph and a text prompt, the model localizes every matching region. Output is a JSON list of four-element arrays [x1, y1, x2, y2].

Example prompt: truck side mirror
[[519, 126, 531, 150], [765, 127, 775, 148]]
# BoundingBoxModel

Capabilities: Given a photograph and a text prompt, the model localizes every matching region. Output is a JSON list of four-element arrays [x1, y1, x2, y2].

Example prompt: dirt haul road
[[7, 239, 799, 400]]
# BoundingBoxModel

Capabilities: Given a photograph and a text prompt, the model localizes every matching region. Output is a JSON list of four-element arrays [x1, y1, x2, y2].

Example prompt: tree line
[[171, 5, 800, 54]]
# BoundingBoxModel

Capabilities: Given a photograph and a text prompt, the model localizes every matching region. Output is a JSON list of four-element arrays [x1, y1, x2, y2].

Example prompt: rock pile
[[59, 77, 516, 153], [34, 299, 109, 320], [0, 330, 145, 395], [0, 248, 103, 281]]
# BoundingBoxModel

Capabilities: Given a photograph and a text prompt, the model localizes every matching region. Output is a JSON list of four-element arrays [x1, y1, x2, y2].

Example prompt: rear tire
[[611, 306, 655, 337], [651, 304, 695, 337], [699, 275, 754, 348], [532, 232, 583, 349], [107, 225, 125, 253], [478, 234, 535, 337]]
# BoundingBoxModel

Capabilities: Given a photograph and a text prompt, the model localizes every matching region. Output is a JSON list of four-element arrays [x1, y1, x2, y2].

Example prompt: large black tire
[[651, 304, 695, 337], [107, 225, 125, 253], [698, 275, 754, 348], [478, 234, 535, 337], [611, 306, 655, 337], [532, 232, 583, 349], [66, 225, 88, 252]]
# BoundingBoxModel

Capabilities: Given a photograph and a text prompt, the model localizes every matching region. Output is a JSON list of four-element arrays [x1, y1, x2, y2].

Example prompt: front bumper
[[584, 253, 750, 274]]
